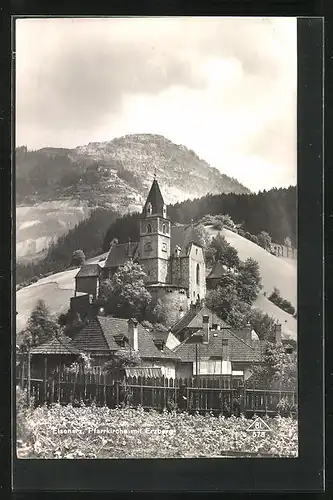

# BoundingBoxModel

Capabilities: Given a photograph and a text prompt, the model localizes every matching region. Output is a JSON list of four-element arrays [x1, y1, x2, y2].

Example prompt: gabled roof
[[171, 305, 229, 335], [76, 264, 100, 278], [72, 316, 181, 360], [174, 329, 261, 363], [142, 178, 165, 217], [30, 336, 80, 355], [206, 261, 226, 280], [104, 242, 139, 269], [170, 224, 202, 256]]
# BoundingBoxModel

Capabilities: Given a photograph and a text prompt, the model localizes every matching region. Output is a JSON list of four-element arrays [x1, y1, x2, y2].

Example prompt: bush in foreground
[[17, 403, 298, 459]]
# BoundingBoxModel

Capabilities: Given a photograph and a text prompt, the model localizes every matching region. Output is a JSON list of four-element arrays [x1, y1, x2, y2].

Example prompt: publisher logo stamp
[[247, 417, 271, 437]]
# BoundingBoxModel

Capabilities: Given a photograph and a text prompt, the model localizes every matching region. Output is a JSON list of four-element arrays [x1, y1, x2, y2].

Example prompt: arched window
[[147, 223, 152, 233], [196, 263, 200, 285], [147, 202, 152, 215], [162, 223, 166, 234]]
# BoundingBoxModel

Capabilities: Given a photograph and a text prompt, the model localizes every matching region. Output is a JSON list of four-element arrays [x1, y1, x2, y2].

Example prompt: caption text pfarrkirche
[[52, 427, 176, 436]]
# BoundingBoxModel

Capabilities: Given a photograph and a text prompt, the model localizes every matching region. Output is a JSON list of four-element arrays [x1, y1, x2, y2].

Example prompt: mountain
[[16, 135, 249, 261]]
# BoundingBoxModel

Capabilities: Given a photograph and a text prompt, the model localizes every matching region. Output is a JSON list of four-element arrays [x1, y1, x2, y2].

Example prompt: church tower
[[139, 176, 171, 284]]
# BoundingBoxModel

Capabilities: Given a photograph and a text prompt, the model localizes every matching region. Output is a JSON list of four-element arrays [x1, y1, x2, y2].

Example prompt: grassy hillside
[[208, 227, 297, 307]]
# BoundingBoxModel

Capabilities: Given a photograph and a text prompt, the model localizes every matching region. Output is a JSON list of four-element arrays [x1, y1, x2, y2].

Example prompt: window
[[162, 242, 167, 252], [162, 223, 166, 234], [163, 204, 167, 217], [147, 223, 152, 233], [147, 202, 152, 215], [196, 263, 200, 285]]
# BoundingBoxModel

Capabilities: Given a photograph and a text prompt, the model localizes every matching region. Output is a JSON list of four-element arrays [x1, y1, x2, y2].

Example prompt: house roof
[[174, 329, 261, 363], [76, 264, 100, 278], [141, 178, 165, 217], [206, 261, 226, 280], [170, 224, 203, 256], [104, 242, 139, 269], [71, 316, 181, 360], [30, 336, 80, 355], [171, 305, 229, 335]]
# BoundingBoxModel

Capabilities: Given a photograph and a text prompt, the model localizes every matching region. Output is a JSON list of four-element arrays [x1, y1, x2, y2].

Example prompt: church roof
[[76, 264, 101, 278], [206, 261, 226, 280], [142, 178, 165, 217], [170, 224, 203, 256], [104, 242, 139, 269]]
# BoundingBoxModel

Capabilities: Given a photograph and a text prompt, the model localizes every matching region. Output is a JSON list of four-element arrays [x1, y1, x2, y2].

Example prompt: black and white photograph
[[15, 16, 298, 460]]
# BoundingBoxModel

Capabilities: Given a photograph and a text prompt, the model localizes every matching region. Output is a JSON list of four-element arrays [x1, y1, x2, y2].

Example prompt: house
[[206, 261, 226, 289], [29, 336, 80, 372], [171, 304, 231, 342], [75, 264, 101, 300], [173, 314, 261, 380], [74, 175, 206, 326], [70, 315, 181, 378]]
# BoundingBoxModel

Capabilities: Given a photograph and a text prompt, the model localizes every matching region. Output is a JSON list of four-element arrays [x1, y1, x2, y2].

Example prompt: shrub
[[71, 249, 86, 266], [268, 288, 295, 316]]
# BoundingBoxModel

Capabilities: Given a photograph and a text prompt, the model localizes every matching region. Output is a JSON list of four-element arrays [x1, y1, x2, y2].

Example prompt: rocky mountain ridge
[[16, 134, 250, 260]]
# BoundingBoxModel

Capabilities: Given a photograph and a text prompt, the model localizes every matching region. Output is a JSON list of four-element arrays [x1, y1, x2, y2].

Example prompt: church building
[[75, 176, 206, 325]]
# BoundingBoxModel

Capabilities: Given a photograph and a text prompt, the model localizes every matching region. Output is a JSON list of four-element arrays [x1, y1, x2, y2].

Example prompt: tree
[[257, 231, 272, 250], [208, 232, 240, 269], [102, 350, 142, 377], [20, 299, 60, 349], [250, 341, 297, 390], [205, 279, 251, 328], [236, 258, 262, 304], [245, 308, 277, 340], [71, 249, 85, 266], [98, 261, 152, 320]]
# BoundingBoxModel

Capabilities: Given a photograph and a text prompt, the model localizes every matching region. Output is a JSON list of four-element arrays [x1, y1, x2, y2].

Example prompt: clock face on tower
[[144, 242, 152, 253]]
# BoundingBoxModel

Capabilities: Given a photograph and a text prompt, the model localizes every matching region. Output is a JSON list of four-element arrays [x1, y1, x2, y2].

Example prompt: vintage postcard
[[15, 17, 298, 462]]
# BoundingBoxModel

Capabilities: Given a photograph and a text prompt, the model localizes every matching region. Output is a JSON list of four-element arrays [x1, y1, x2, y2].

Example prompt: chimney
[[128, 318, 139, 351], [275, 323, 282, 344], [202, 315, 209, 344], [245, 322, 252, 345]]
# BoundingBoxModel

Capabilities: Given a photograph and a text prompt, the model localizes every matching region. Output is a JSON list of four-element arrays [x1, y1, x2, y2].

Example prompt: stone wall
[[170, 257, 189, 289], [148, 286, 189, 327]]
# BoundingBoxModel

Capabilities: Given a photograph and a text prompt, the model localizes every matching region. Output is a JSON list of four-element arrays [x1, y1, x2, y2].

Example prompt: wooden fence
[[16, 365, 297, 416]]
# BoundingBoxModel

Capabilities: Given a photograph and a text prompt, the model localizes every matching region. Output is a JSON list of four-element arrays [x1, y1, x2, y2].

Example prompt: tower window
[[147, 223, 152, 233], [196, 263, 200, 285], [162, 242, 167, 252], [147, 202, 152, 215], [163, 204, 167, 217], [162, 223, 166, 234]]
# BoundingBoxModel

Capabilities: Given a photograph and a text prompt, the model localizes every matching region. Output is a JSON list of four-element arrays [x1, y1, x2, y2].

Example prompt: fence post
[[20, 357, 24, 389], [58, 363, 61, 403], [27, 346, 31, 406], [43, 356, 47, 405]]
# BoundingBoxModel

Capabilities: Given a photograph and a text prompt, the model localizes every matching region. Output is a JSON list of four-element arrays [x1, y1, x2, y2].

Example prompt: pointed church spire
[[142, 176, 166, 218]]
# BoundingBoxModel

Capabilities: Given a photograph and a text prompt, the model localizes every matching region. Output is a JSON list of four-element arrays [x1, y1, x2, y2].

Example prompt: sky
[[15, 17, 297, 192]]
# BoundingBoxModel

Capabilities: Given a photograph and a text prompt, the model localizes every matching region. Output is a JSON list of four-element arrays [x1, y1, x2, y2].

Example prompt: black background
[[0, 4, 328, 495]]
